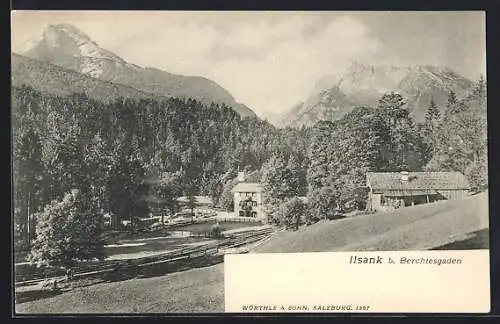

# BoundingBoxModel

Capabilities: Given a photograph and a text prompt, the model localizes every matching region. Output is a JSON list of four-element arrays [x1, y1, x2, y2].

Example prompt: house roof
[[231, 182, 263, 193], [382, 189, 438, 197], [143, 195, 213, 205], [177, 196, 213, 205], [366, 172, 470, 191]]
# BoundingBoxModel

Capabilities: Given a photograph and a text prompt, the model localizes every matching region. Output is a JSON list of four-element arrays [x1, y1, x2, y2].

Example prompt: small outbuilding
[[366, 171, 470, 212]]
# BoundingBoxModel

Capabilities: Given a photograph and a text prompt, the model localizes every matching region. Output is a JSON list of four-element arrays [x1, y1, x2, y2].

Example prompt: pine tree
[[377, 92, 409, 128], [185, 189, 197, 216], [308, 186, 338, 221], [445, 90, 459, 116], [12, 97, 47, 247], [423, 99, 442, 158], [426, 78, 487, 177], [261, 152, 289, 224], [279, 197, 306, 230], [286, 154, 303, 197], [306, 121, 333, 192], [377, 92, 419, 171]]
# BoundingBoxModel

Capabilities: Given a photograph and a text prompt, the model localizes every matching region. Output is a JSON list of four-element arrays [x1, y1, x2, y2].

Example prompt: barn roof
[[231, 182, 263, 193], [366, 172, 470, 191]]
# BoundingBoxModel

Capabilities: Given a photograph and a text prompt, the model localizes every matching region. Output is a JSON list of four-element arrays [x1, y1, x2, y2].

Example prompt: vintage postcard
[[11, 11, 489, 314]]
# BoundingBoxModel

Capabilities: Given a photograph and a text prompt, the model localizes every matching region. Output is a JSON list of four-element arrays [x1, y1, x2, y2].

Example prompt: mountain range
[[14, 23, 256, 118], [279, 61, 476, 127], [13, 23, 478, 127]]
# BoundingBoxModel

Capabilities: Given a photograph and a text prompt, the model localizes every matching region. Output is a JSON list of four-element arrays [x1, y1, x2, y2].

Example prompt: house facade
[[231, 182, 265, 220], [366, 171, 470, 212]]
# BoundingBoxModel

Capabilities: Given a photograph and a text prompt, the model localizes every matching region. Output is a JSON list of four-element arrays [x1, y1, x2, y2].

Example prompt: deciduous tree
[[28, 190, 105, 270]]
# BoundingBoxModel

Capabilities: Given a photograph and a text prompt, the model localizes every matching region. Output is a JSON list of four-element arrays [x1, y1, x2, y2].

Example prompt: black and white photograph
[[11, 11, 488, 314]]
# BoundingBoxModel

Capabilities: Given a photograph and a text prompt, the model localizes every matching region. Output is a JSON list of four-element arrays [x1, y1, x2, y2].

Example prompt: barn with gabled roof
[[366, 171, 470, 212]]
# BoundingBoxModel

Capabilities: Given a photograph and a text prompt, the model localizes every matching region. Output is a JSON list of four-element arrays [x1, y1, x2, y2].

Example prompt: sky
[[11, 11, 486, 118]]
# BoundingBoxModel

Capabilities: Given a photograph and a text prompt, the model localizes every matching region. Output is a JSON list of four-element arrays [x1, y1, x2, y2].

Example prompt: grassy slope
[[254, 191, 489, 253], [16, 264, 224, 314], [16, 192, 489, 313]]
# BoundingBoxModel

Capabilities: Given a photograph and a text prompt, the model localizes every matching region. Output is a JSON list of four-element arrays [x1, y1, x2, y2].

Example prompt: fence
[[15, 227, 274, 286], [215, 216, 263, 223]]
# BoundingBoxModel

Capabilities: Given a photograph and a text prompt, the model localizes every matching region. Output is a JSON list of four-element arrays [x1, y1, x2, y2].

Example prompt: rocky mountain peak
[[280, 61, 475, 128], [16, 23, 257, 118], [20, 23, 126, 63]]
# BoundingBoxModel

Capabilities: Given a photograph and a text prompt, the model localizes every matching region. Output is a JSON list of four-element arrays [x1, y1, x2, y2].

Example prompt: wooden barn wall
[[437, 190, 468, 200]]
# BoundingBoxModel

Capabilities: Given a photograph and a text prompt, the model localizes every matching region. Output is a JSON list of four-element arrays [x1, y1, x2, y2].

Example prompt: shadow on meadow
[[430, 228, 489, 250], [15, 288, 64, 304], [104, 253, 224, 282], [16, 253, 225, 305]]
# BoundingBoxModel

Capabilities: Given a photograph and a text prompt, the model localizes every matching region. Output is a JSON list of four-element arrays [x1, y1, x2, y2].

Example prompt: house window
[[252, 201, 257, 207], [251, 193, 256, 199], [251, 211, 257, 218], [380, 196, 386, 206], [239, 211, 245, 217]]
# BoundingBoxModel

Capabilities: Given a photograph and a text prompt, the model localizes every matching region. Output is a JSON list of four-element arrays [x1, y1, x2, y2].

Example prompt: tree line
[[12, 75, 486, 267], [12, 85, 307, 254], [258, 77, 487, 228]]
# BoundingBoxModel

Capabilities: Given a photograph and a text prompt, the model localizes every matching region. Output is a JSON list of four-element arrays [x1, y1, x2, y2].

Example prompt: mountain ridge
[[280, 61, 475, 127], [18, 23, 256, 118], [12, 53, 166, 102]]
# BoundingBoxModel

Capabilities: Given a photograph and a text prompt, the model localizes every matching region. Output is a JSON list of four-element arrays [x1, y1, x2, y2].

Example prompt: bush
[[210, 222, 222, 238], [219, 182, 234, 212], [465, 158, 488, 192], [308, 187, 338, 221], [40, 278, 59, 291], [28, 190, 105, 270], [279, 197, 306, 230]]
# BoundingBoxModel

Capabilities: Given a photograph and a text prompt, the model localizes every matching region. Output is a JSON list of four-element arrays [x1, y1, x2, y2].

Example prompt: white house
[[231, 172, 265, 220]]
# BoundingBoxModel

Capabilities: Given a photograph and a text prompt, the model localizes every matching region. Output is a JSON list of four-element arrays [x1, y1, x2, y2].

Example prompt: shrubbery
[[210, 222, 222, 238], [27, 189, 105, 270], [279, 197, 306, 230]]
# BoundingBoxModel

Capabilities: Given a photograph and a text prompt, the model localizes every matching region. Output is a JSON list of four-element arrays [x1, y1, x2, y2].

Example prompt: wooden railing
[[214, 217, 263, 223], [15, 227, 273, 286]]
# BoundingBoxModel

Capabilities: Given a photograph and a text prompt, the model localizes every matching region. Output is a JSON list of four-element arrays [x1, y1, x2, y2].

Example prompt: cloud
[[201, 15, 385, 116]]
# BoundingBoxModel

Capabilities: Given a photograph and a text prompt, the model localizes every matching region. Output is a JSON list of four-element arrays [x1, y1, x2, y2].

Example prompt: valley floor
[[15, 192, 489, 314]]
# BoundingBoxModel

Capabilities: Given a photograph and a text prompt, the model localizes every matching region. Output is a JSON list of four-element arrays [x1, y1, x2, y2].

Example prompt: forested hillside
[[12, 85, 309, 244], [261, 77, 487, 226], [12, 54, 162, 103], [12, 75, 486, 245]]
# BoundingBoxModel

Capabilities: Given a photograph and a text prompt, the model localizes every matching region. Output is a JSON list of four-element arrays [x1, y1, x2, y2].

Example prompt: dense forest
[[300, 77, 487, 222], [12, 75, 487, 249], [12, 85, 309, 247]]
